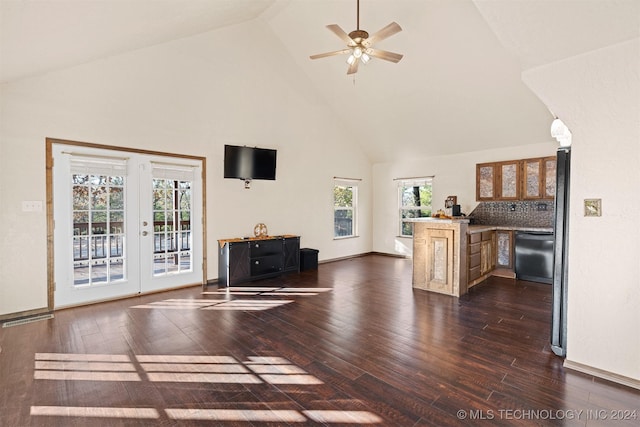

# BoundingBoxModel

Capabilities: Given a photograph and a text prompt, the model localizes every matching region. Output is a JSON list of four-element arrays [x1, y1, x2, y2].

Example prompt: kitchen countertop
[[406, 217, 470, 224], [467, 225, 553, 234]]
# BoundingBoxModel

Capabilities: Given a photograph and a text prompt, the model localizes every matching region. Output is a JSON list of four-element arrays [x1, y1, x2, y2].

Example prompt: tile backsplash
[[469, 201, 554, 227]]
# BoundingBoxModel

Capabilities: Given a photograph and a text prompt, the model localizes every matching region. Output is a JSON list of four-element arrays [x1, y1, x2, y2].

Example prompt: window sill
[[396, 235, 413, 239], [333, 235, 359, 241]]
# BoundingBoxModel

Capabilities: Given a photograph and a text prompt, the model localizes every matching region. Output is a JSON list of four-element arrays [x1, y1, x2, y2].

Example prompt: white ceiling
[[1, 0, 637, 162]]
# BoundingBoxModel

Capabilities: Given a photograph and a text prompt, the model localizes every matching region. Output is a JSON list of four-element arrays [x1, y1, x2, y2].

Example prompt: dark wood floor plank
[[1, 255, 638, 426]]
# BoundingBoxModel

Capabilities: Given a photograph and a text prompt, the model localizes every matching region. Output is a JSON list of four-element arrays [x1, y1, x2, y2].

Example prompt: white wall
[[523, 39, 640, 381], [0, 20, 372, 316], [372, 142, 557, 256]]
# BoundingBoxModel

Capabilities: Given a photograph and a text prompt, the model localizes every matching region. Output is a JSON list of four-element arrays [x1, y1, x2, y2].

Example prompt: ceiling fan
[[310, 0, 403, 75]]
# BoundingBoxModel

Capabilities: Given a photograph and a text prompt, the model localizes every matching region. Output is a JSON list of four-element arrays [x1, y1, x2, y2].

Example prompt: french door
[[51, 143, 203, 308]]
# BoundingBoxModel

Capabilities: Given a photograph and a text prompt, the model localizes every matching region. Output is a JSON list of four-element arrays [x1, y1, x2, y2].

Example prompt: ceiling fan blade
[[366, 48, 403, 63], [363, 22, 402, 47], [310, 49, 352, 60], [347, 59, 359, 75], [326, 24, 355, 46]]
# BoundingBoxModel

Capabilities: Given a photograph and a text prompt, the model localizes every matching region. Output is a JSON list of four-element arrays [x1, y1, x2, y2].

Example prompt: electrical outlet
[[22, 200, 43, 212], [537, 203, 548, 211]]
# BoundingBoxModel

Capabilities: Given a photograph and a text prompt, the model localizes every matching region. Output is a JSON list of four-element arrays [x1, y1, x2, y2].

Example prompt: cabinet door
[[425, 229, 454, 294], [543, 157, 557, 199], [496, 230, 513, 269], [283, 237, 300, 272], [476, 163, 496, 201], [228, 242, 250, 285], [497, 161, 520, 200], [522, 158, 543, 199], [480, 231, 496, 274]]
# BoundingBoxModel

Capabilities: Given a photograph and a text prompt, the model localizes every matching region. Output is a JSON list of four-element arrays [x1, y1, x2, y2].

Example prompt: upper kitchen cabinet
[[497, 161, 520, 200], [476, 163, 496, 200], [522, 156, 557, 200], [543, 157, 557, 199], [476, 161, 520, 201], [476, 156, 556, 201]]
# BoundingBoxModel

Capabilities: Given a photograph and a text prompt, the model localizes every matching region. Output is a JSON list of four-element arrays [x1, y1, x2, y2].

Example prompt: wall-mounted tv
[[224, 145, 277, 180]]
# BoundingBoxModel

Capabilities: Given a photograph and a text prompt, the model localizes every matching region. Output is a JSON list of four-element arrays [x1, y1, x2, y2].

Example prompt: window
[[398, 178, 432, 237], [334, 180, 358, 238]]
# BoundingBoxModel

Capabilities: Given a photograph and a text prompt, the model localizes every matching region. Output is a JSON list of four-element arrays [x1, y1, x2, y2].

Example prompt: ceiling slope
[[473, 0, 640, 70], [3, 1, 631, 162], [0, 0, 275, 83]]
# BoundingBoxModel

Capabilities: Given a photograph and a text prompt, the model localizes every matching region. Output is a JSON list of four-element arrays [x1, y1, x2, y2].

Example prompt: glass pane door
[[139, 159, 203, 294], [152, 178, 192, 276], [53, 144, 204, 307]]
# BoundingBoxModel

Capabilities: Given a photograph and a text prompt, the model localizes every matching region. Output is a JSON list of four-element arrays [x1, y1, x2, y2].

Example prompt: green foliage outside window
[[400, 183, 432, 236]]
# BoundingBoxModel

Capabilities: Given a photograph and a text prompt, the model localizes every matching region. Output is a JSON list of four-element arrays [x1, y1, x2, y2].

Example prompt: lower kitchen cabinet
[[411, 220, 468, 297], [480, 231, 496, 274], [496, 230, 514, 269], [468, 230, 496, 288]]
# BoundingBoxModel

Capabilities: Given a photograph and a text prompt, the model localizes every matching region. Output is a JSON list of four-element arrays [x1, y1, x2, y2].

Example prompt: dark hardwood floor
[[1, 254, 638, 426]]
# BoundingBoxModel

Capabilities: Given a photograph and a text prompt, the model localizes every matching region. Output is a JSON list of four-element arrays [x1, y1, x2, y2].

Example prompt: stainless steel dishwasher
[[514, 231, 554, 284]]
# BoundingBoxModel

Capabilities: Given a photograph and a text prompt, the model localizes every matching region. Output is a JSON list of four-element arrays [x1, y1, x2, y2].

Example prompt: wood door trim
[[45, 137, 208, 311]]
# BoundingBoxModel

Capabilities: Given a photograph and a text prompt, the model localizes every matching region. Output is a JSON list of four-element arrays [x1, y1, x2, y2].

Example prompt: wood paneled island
[[409, 218, 470, 297]]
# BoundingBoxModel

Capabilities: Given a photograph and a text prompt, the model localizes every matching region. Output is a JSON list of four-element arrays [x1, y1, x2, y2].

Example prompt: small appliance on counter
[[445, 196, 463, 217]]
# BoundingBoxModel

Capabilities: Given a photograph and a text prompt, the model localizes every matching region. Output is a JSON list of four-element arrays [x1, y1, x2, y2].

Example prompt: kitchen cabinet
[[468, 230, 496, 288], [468, 233, 481, 284], [543, 157, 557, 199], [480, 231, 496, 274], [476, 156, 556, 201], [476, 161, 521, 201], [497, 161, 520, 200], [476, 163, 496, 200], [496, 230, 513, 269], [411, 219, 469, 297], [522, 156, 557, 200]]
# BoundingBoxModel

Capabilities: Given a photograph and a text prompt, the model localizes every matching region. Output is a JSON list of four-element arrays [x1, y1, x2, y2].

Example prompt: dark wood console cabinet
[[218, 235, 300, 286]]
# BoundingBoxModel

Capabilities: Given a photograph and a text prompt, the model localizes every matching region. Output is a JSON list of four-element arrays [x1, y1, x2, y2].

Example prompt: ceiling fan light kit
[[310, 0, 403, 75]]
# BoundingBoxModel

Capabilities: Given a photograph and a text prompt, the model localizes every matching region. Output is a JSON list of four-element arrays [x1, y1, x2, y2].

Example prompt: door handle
[[142, 231, 149, 236]]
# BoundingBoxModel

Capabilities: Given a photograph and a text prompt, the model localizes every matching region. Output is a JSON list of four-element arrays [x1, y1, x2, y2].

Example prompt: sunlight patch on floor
[[30, 352, 381, 424], [165, 408, 307, 422], [33, 353, 323, 385], [303, 410, 384, 423], [130, 286, 331, 311], [30, 406, 159, 418], [30, 406, 383, 424]]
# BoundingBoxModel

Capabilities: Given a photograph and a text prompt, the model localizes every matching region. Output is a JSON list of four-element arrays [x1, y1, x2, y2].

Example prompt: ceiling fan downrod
[[350, 0, 368, 42]]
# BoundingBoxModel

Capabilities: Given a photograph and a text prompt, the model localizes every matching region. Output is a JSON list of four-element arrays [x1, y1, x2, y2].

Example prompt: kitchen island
[[410, 218, 554, 296], [410, 218, 470, 297]]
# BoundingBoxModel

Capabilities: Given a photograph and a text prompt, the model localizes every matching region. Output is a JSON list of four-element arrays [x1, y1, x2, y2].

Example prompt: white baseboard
[[564, 359, 640, 390]]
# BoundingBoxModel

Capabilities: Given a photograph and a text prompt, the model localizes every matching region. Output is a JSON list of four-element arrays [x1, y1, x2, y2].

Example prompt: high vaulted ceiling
[[1, 0, 638, 162]]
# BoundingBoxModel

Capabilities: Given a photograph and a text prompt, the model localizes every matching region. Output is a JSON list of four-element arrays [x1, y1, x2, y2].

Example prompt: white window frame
[[397, 177, 433, 237], [333, 178, 359, 239]]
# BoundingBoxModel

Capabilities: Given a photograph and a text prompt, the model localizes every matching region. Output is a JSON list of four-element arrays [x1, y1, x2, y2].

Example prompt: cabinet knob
[[255, 260, 259, 264]]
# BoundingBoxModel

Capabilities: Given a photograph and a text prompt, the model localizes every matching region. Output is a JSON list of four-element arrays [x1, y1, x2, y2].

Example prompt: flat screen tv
[[224, 145, 277, 180]]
